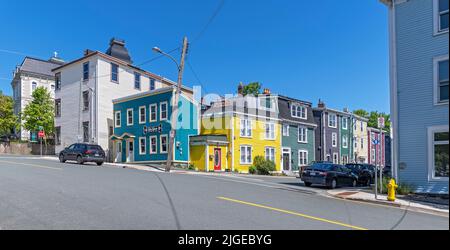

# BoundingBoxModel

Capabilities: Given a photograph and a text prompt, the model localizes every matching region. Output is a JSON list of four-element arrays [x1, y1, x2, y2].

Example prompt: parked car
[[345, 163, 376, 186], [301, 162, 358, 189], [59, 143, 105, 165]]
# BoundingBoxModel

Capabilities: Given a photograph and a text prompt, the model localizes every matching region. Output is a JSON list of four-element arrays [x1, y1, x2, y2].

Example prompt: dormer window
[[291, 104, 307, 119]]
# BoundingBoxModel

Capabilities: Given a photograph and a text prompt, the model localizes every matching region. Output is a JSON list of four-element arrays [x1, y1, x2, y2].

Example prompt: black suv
[[345, 163, 376, 186], [59, 143, 105, 165], [301, 162, 358, 189]]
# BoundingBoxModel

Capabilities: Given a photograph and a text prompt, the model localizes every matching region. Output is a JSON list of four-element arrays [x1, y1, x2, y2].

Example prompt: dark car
[[301, 162, 358, 189], [59, 143, 105, 165], [345, 163, 376, 186]]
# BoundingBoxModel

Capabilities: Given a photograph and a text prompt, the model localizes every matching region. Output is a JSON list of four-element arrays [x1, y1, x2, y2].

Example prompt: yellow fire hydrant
[[387, 179, 398, 202]]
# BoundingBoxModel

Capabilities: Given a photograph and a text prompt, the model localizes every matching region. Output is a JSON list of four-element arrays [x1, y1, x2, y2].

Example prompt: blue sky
[[0, 0, 390, 113]]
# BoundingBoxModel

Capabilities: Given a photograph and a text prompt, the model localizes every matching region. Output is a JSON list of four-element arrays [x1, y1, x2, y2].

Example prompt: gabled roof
[[277, 95, 316, 126], [17, 57, 63, 77]]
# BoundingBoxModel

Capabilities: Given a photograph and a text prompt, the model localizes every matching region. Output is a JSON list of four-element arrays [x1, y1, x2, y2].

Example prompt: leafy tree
[[241, 82, 261, 96], [0, 92, 18, 135], [353, 109, 391, 133], [353, 109, 369, 118], [21, 87, 55, 141]]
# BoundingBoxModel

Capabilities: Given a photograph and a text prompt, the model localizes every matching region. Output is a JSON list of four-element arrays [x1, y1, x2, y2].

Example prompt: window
[[333, 153, 339, 164], [342, 118, 348, 130], [55, 73, 61, 90], [160, 102, 168, 121], [353, 119, 357, 131], [435, 0, 449, 34], [150, 136, 157, 154], [435, 56, 449, 104], [82, 91, 89, 111], [265, 122, 275, 140], [83, 62, 89, 81], [298, 127, 307, 143], [332, 133, 337, 147], [354, 138, 358, 149], [240, 145, 252, 165], [150, 78, 156, 91], [111, 63, 119, 82], [139, 106, 146, 124], [429, 126, 449, 179], [160, 135, 168, 153], [328, 114, 337, 128], [82, 121, 89, 142], [134, 72, 141, 89], [115, 111, 121, 128], [149, 104, 157, 122], [55, 126, 61, 145], [361, 138, 364, 149], [32, 82, 37, 92], [291, 104, 307, 119], [240, 119, 252, 137], [265, 147, 275, 162], [127, 108, 133, 126], [139, 137, 146, 155], [342, 135, 348, 148], [282, 124, 289, 136], [371, 149, 376, 162], [298, 150, 308, 166], [51, 85, 55, 91], [55, 99, 61, 117], [361, 121, 364, 132]]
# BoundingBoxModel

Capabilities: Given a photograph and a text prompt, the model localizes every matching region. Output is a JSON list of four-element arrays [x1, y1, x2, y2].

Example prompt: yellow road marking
[[0, 160, 62, 171], [217, 196, 368, 230]]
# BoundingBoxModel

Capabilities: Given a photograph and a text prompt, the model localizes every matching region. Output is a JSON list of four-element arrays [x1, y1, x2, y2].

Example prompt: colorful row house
[[110, 86, 199, 164], [367, 127, 388, 167], [352, 115, 369, 163]]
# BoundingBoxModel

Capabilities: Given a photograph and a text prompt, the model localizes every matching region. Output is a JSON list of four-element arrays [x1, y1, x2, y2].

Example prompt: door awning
[[110, 133, 136, 140]]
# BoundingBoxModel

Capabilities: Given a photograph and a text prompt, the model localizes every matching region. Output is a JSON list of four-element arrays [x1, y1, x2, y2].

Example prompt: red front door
[[213, 148, 222, 171]]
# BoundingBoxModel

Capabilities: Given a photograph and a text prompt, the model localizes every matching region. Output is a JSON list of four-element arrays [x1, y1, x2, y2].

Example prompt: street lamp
[[152, 47, 180, 70]]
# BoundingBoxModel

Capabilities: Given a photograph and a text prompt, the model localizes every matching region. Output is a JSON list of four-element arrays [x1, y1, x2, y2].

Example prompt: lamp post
[[152, 37, 188, 172]]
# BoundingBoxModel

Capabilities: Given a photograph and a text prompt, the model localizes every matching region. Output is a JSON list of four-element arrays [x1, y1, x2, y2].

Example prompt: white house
[[11, 55, 64, 140], [53, 38, 193, 161]]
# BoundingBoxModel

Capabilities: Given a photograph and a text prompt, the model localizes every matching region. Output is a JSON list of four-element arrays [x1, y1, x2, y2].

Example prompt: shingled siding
[[395, 0, 448, 193]]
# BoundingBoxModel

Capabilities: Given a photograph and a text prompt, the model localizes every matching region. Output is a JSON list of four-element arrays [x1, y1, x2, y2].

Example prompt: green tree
[[21, 87, 55, 141], [353, 109, 391, 133], [353, 109, 369, 118], [0, 92, 18, 135], [241, 82, 261, 96]]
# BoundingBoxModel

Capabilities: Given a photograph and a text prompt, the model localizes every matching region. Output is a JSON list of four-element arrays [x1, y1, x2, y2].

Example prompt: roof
[[277, 96, 316, 126], [17, 57, 63, 77], [112, 86, 174, 103], [190, 135, 229, 145], [312, 106, 353, 117]]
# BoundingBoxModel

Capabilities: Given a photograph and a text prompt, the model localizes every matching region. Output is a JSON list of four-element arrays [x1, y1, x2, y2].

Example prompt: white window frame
[[82, 62, 89, 81], [160, 102, 168, 121], [127, 108, 133, 126], [371, 148, 376, 163], [139, 106, 146, 124], [139, 137, 146, 155], [342, 117, 348, 130], [134, 72, 141, 90], [265, 147, 275, 162], [115, 111, 121, 128], [31, 81, 37, 93], [282, 124, 290, 136], [428, 125, 449, 181], [240, 119, 252, 138], [434, 0, 449, 35], [291, 104, 307, 119], [298, 126, 308, 143], [332, 132, 337, 147], [149, 104, 157, 122], [298, 150, 308, 167], [149, 136, 157, 154], [342, 135, 348, 148], [111, 63, 119, 83], [361, 138, 364, 149], [433, 55, 449, 105], [265, 122, 275, 140], [240, 145, 252, 165], [333, 153, 339, 164], [160, 134, 168, 154], [328, 114, 337, 128]]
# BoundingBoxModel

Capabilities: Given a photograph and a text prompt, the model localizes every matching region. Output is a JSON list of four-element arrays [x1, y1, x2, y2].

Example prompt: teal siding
[[282, 124, 315, 171], [340, 116, 352, 163]]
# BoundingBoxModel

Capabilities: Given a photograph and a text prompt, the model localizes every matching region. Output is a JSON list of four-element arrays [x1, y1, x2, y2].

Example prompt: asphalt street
[[0, 156, 448, 230]]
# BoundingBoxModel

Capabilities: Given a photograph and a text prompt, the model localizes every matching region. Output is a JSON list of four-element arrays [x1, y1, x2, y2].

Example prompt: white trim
[[298, 126, 308, 143], [281, 147, 292, 172], [433, 54, 449, 105], [115, 111, 121, 128], [328, 113, 337, 128], [282, 124, 290, 136], [342, 134, 348, 149], [149, 135, 157, 154], [427, 125, 449, 181], [160, 101, 168, 121], [298, 150, 308, 167], [342, 117, 348, 130], [265, 146, 276, 162], [433, 0, 449, 36], [240, 118, 253, 138], [331, 132, 338, 147], [160, 134, 168, 154], [291, 104, 307, 120], [126, 108, 133, 126], [333, 152, 339, 164], [149, 104, 157, 122], [139, 106, 146, 124], [205, 145, 210, 172], [139, 137, 146, 155], [239, 145, 253, 165], [264, 122, 276, 140]]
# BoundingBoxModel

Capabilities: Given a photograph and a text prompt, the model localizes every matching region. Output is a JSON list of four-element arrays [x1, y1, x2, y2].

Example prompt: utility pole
[[165, 37, 188, 172]]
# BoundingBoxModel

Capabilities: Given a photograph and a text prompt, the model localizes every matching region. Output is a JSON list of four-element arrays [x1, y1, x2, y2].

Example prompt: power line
[[192, 0, 226, 43]]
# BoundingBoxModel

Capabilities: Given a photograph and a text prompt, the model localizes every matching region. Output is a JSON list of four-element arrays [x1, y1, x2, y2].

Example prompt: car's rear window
[[87, 145, 102, 150], [310, 163, 333, 171]]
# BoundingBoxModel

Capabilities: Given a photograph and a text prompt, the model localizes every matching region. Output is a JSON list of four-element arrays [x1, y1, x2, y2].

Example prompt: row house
[[10, 55, 64, 140], [352, 114, 369, 163], [53, 38, 193, 161], [367, 127, 387, 167]]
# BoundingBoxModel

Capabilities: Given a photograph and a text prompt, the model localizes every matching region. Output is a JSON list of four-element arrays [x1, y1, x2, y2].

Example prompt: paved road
[[0, 156, 448, 230]]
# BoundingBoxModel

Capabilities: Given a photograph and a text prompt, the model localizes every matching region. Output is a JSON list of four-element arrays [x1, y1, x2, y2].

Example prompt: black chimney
[[106, 38, 133, 64]]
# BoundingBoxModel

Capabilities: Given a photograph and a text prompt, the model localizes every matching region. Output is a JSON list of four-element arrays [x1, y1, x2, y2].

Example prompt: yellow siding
[[354, 119, 369, 163], [190, 145, 206, 171], [207, 145, 229, 171], [201, 116, 232, 171]]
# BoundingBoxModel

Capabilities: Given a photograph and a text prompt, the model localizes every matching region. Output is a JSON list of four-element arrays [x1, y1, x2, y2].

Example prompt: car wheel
[[59, 154, 66, 163], [96, 162, 103, 166], [304, 182, 312, 187], [76, 156, 84, 165], [329, 179, 337, 189]]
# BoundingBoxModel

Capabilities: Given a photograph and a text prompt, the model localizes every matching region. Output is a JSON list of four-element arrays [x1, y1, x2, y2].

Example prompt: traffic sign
[[377, 117, 385, 129], [372, 139, 380, 145]]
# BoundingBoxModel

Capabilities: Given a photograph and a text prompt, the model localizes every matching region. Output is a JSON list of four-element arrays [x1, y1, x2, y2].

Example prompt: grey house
[[277, 96, 317, 174]]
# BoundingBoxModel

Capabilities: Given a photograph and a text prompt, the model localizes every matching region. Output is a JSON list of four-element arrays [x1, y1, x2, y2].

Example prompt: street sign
[[38, 131, 45, 138], [377, 117, 385, 129], [372, 139, 379, 145]]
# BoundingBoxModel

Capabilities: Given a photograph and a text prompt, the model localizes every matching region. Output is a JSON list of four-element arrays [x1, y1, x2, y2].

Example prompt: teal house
[[111, 87, 199, 165], [277, 95, 316, 174]]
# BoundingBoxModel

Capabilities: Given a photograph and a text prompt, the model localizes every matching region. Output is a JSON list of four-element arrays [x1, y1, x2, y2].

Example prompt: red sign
[[38, 131, 45, 138]]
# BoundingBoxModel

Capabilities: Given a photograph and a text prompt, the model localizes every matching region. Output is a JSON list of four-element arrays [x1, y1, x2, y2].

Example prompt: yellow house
[[352, 115, 369, 163], [190, 95, 282, 173]]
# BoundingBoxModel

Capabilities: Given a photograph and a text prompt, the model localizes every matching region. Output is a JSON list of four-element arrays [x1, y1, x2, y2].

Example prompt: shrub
[[253, 156, 276, 175], [248, 166, 257, 175], [188, 164, 195, 171], [374, 177, 415, 195]]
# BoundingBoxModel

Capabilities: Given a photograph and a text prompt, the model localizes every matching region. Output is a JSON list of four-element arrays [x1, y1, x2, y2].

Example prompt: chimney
[[343, 107, 349, 113], [49, 51, 65, 65], [84, 49, 95, 56], [237, 82, 244, 95], [318, 99, 325, 108], [105, 38, 133, 64], [263, 88, 271, 95]]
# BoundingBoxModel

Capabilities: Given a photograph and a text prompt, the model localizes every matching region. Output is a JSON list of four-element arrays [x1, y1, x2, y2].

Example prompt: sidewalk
[[328, 188, 449, 216]]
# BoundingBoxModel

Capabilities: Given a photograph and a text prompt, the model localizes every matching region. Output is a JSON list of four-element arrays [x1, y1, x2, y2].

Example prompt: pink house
[[367, 127, 386, 167]]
